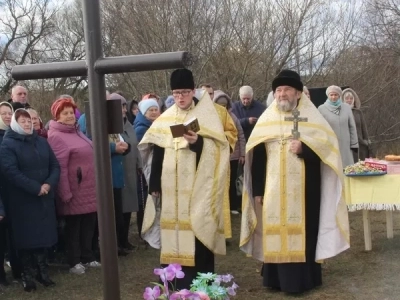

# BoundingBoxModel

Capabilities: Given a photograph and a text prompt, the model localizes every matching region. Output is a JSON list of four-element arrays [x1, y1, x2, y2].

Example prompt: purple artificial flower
[[143, 286, 161, 300], [154, 266, 176, 282], [168, 263, 185, 279], [221, 274, 234, 283], [170, 289, 201, 300], [227, 282, 239, 296]]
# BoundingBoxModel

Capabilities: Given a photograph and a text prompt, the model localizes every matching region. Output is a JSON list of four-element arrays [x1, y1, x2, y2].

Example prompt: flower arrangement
[[143, 264, 239, 300]]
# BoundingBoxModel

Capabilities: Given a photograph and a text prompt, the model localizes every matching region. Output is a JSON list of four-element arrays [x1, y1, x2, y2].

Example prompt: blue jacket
[[78, 113, 90, 139], [110, 141, 126, 189], [134, 112, 152, 143], [0, 129, 5, 145], [0, 129, 60, 249], [231, 100, 266, 140], [78, 113, 128, 188]]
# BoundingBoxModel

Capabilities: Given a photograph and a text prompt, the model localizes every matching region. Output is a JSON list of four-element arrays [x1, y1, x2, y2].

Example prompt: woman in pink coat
[[47, 98, 100, 275]]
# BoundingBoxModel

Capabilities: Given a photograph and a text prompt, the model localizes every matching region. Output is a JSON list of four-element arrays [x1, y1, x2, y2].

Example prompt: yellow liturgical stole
[[240, 95, 350, 263], [138, 91, 232, 266]]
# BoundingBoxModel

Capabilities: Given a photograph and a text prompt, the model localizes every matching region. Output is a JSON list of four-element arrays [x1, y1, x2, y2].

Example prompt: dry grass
[[2, 211, 400, 300]]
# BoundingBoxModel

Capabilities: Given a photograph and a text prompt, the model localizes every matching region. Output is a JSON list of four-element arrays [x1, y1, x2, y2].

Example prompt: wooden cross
[[11, 1, 191, 299], [284, 108, 308, 140]]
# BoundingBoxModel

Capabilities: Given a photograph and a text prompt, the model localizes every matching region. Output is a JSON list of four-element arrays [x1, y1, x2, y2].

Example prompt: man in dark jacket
[[231, 85, 266, 141]]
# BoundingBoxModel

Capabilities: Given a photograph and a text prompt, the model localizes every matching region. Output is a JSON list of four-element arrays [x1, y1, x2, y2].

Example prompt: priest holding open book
[[138, 68, 237, 289]]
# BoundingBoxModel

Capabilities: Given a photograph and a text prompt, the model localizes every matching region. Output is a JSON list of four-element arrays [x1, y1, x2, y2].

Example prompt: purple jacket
[[47, 120, 97, 216]]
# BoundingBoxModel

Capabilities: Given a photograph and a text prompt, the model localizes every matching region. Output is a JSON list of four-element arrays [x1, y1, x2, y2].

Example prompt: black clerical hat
[[272, 69, 303, 92], [170, 68, 195, 90]]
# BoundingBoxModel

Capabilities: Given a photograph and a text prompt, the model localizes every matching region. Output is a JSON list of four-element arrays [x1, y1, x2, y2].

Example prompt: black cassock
[[149, 135, 214, 290], [252, 142, 322, 293]]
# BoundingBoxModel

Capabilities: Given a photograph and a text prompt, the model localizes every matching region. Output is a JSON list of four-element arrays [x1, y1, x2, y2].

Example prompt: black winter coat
[[0, 129, 60, 250]]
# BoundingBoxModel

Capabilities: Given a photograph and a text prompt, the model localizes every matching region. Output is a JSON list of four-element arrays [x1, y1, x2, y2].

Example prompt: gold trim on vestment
[[240, 95, 350, 264], [161, 253, 196, 267], [139, 92, 232, 267]]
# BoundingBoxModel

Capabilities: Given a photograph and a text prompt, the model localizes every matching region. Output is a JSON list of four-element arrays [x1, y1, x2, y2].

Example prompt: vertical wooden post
[[82, 0, 120, 299]]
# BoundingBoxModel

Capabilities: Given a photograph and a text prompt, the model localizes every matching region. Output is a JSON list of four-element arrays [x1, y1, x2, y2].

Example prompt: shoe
[[20, 252, 37, 292], [69, 263, 85, 275], [21, 275, 36, 292], [84, 261, 101, 268], [34, 252, 55, 287], [230, 210, 239, 215], [122, 242, 136, 251]]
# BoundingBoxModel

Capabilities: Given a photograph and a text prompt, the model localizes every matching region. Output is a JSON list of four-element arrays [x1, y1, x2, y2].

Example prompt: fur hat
[[170, 69, 195, 90], [272, 69, 303, 92], [326, 85, 343, 98], [139, 99, 159, 115]]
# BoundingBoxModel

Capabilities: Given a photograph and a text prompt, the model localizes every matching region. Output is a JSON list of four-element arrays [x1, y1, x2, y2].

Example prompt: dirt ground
[[2, 211, 400, 300]]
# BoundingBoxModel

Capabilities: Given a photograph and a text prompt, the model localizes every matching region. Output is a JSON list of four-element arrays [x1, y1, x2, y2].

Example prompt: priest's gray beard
[[277, 99, 297, 112]]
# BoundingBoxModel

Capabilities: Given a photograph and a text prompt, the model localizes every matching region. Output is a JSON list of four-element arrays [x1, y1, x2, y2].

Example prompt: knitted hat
[[272, 69, 303, 92], [326, 85, 343, 97], [51, 98, 77, 120], [170, 69, 195, 90], [108, 93, 127, 104], [139, 99, 159, 115], [165, 95, 175, 109]]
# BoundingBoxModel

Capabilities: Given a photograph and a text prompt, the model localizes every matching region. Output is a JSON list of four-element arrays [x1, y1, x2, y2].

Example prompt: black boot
[[19, 252, 36, 292], [34, 251, 55, 287]]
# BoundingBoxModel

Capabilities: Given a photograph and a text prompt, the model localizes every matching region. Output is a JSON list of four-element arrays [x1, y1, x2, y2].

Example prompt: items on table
[[365, 157, 400, 175], [344, 160, 387, 176]]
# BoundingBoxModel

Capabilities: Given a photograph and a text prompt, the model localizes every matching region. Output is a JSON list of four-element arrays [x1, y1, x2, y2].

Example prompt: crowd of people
[[0, 69, 370, 295]]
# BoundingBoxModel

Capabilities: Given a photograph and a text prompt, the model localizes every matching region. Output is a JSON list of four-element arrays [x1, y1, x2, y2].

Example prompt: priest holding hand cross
[[240, 70, 350, 294]]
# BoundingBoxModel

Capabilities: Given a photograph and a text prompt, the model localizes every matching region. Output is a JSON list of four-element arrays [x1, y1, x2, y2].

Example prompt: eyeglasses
[[172, 90, 192, 97]]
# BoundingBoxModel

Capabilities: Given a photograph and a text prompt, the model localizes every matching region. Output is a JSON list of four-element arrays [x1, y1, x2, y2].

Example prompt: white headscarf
[[10, 109, 33, 136], [0, 102, 13, 131]]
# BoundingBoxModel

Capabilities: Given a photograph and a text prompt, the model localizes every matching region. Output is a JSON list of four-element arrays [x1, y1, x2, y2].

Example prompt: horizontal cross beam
[[11, 51, 192, 80]]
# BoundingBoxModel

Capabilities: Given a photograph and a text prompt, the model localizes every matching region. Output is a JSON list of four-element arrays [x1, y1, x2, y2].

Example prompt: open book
[[170, 117, 200, 138]]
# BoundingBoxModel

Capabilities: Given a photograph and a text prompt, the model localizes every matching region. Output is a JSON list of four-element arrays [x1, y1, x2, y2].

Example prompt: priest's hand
[[289, 140, 302, 154], [183, 130, 198, 144], [255, 196, 263, 205]]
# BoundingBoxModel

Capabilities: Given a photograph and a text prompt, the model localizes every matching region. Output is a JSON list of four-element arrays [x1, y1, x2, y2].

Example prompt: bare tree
[[0, 0, 60, 96]]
